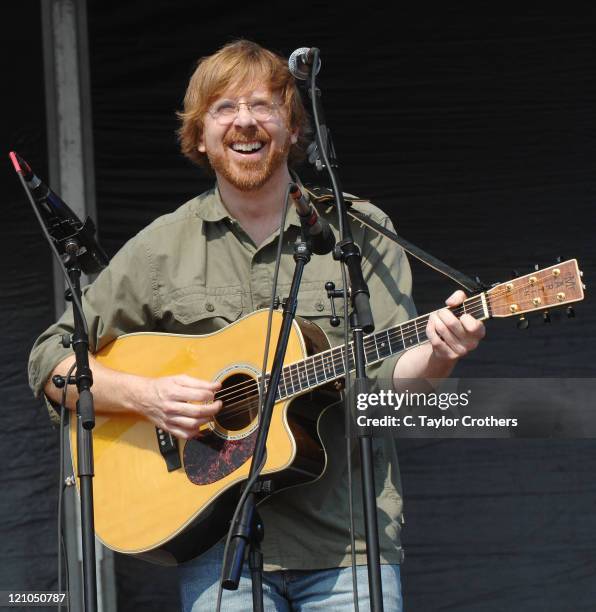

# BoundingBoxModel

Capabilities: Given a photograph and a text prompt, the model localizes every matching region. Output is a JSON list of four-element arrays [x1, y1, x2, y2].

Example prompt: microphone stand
[[61, 239, 98, 612], [305, 48, 384, 611], [221, 239, 313, 610], [10, 155, 101, 612]]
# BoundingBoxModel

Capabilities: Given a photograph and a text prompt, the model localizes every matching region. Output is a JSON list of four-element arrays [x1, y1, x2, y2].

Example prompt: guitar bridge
[[156, 427, 181, 472]]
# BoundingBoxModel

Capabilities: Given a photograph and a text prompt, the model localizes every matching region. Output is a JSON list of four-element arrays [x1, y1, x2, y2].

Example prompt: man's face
[[198, 85, 298, 191]]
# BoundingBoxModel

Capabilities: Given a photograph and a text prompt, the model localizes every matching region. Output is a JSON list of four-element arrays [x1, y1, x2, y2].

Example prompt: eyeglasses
[[207, 99, 281, 125]]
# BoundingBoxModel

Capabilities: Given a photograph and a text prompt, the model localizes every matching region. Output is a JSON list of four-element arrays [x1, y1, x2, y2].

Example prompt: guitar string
[[214, 292, 569, 420], [215, 295, 567, 417], [212, 297, 527, 410], [209, 273, 570, 403], [215, 306, 498, 406], [210, 277, 573, 410], [215, 303, 489, 414], [214, 272, 575, 404], [211, 298, 485, 403], [213, 302, 482, 407]]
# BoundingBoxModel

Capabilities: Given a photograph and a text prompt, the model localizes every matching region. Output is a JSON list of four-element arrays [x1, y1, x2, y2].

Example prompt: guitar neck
[[272, 293, 490, 401]]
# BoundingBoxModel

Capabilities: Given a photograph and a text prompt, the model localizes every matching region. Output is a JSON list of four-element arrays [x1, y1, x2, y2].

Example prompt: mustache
[[223, 129, 269, 146]]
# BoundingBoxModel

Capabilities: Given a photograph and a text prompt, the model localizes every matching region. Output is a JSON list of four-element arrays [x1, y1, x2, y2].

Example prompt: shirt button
[[205, 302, 215, 312], [315, 302, 325, 312]]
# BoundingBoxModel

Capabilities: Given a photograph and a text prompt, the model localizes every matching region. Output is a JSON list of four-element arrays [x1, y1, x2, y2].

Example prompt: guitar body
[[69, 310, 336, 565]]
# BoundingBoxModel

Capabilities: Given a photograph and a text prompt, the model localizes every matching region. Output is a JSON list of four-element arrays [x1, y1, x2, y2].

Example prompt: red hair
[[177, 40, 311, 170]]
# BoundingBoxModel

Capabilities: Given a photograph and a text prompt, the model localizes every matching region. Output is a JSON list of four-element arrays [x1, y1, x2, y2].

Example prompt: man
[[29, 40, 485, 610]]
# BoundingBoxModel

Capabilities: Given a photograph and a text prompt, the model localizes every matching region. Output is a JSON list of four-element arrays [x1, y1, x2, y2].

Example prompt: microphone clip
[[325, 281, 348, 327]]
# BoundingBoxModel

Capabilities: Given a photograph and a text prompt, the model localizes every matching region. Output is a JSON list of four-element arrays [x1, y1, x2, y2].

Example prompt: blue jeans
[[179, 542, 402, 611]]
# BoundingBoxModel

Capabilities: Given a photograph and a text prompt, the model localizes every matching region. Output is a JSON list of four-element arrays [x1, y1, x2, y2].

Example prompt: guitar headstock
[[486, 259, 584, 318]]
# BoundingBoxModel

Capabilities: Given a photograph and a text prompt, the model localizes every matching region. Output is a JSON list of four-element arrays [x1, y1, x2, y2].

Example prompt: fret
[[288, 366, 297, 395], [414, 319, 420, 343], [314, 353, 324, 385], [291, 363, 302, 392], [387, 327, 404, 355], [361, 337, 376, 364], [376, 330, 392, 360], [323, 352, 335, 380], [416, 320, 428, 343], [334, 347, 346, 376], [305, 356, 317, 387], [343, 346, 350, 372], [278, 371, 287, 399], [372, 335, 381, 361], [402, 321, 418, 348], [363, 339, 377, 365], [297, 361, 308, 389], [327, 347, 338, 377]]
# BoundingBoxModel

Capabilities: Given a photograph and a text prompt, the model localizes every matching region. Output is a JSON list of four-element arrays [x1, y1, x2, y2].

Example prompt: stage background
[[3, 3, 595, 610]]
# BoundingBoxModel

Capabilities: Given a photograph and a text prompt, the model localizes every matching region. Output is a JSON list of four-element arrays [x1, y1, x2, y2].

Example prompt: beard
[[206, 127, 291, 191]]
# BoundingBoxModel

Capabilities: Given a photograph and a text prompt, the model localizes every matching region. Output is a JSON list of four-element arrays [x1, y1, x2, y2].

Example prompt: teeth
[[231, 142, 263, 152]]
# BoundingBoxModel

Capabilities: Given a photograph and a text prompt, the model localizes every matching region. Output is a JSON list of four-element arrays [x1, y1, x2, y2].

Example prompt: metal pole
[[41, 1, 116, 610]]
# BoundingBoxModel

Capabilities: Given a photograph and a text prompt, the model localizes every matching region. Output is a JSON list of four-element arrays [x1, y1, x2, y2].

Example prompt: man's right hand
[[139, 375, 222, 440]]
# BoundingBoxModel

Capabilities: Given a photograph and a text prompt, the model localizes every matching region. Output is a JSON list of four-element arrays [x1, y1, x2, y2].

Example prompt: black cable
[[309, 50, 345, 240], [58, 362, 76, 612], [215, 182, 293, 612], [307, 49, 360, 611], [342, 263, 360, 612]]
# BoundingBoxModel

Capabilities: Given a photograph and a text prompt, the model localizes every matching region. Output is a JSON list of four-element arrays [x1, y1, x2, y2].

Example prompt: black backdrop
[[3, 2, 596, 611]]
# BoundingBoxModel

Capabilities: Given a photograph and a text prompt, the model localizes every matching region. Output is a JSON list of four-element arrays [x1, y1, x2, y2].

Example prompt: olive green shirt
[[28, 186, 416, 571]]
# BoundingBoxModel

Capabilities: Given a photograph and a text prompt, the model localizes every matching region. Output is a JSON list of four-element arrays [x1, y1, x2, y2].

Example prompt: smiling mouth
[[229, 141, 265, 154]]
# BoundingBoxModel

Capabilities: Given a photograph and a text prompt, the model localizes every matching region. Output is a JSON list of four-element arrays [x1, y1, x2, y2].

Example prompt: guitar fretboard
[[267, 293, 489, 401]]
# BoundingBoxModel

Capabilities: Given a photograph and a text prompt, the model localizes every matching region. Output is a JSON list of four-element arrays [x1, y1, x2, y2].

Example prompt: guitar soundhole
[[215, 373, 259, 431]]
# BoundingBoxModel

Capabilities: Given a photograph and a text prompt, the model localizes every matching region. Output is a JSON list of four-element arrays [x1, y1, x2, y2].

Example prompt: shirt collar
[[193, 181, 305, 230], [193, 186, 232, 222]]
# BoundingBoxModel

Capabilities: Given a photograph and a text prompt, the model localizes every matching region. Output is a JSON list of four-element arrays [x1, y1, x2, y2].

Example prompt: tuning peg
[[543, 311, 551, 324], [566, 306, 575, 318], [556, 256, 562, 263], [534, 264, 540, 271], [511, 269, 519, 278], [517, 315, 529, 329]]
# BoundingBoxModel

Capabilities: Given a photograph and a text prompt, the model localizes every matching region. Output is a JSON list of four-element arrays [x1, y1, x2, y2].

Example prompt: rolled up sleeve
[[28, 232, 159, 400]]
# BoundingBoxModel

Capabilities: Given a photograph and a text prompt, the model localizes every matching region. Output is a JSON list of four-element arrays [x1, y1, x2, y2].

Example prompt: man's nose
[[233, 103, 257, 128]]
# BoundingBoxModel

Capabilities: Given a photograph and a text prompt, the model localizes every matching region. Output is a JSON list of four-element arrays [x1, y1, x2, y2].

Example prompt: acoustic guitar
[[68, 259, 584, 564]]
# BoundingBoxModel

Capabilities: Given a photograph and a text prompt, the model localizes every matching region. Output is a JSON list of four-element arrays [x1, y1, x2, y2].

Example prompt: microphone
[[289, 183, 335, 255], [288, 47, 321, 81], [9, 151, 109, 274]]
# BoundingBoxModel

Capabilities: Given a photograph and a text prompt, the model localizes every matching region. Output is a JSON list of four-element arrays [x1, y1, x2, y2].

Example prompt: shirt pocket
[[295, 287, 332, 318], [162, 285, 243, 333]]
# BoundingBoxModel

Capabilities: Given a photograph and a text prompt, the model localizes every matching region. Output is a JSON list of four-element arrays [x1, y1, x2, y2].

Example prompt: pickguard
[[183, 429, 257, 485]]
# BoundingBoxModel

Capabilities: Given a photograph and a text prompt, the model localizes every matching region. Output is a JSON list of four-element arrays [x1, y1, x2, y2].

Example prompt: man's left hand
[[426, 290, 486, 362]]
